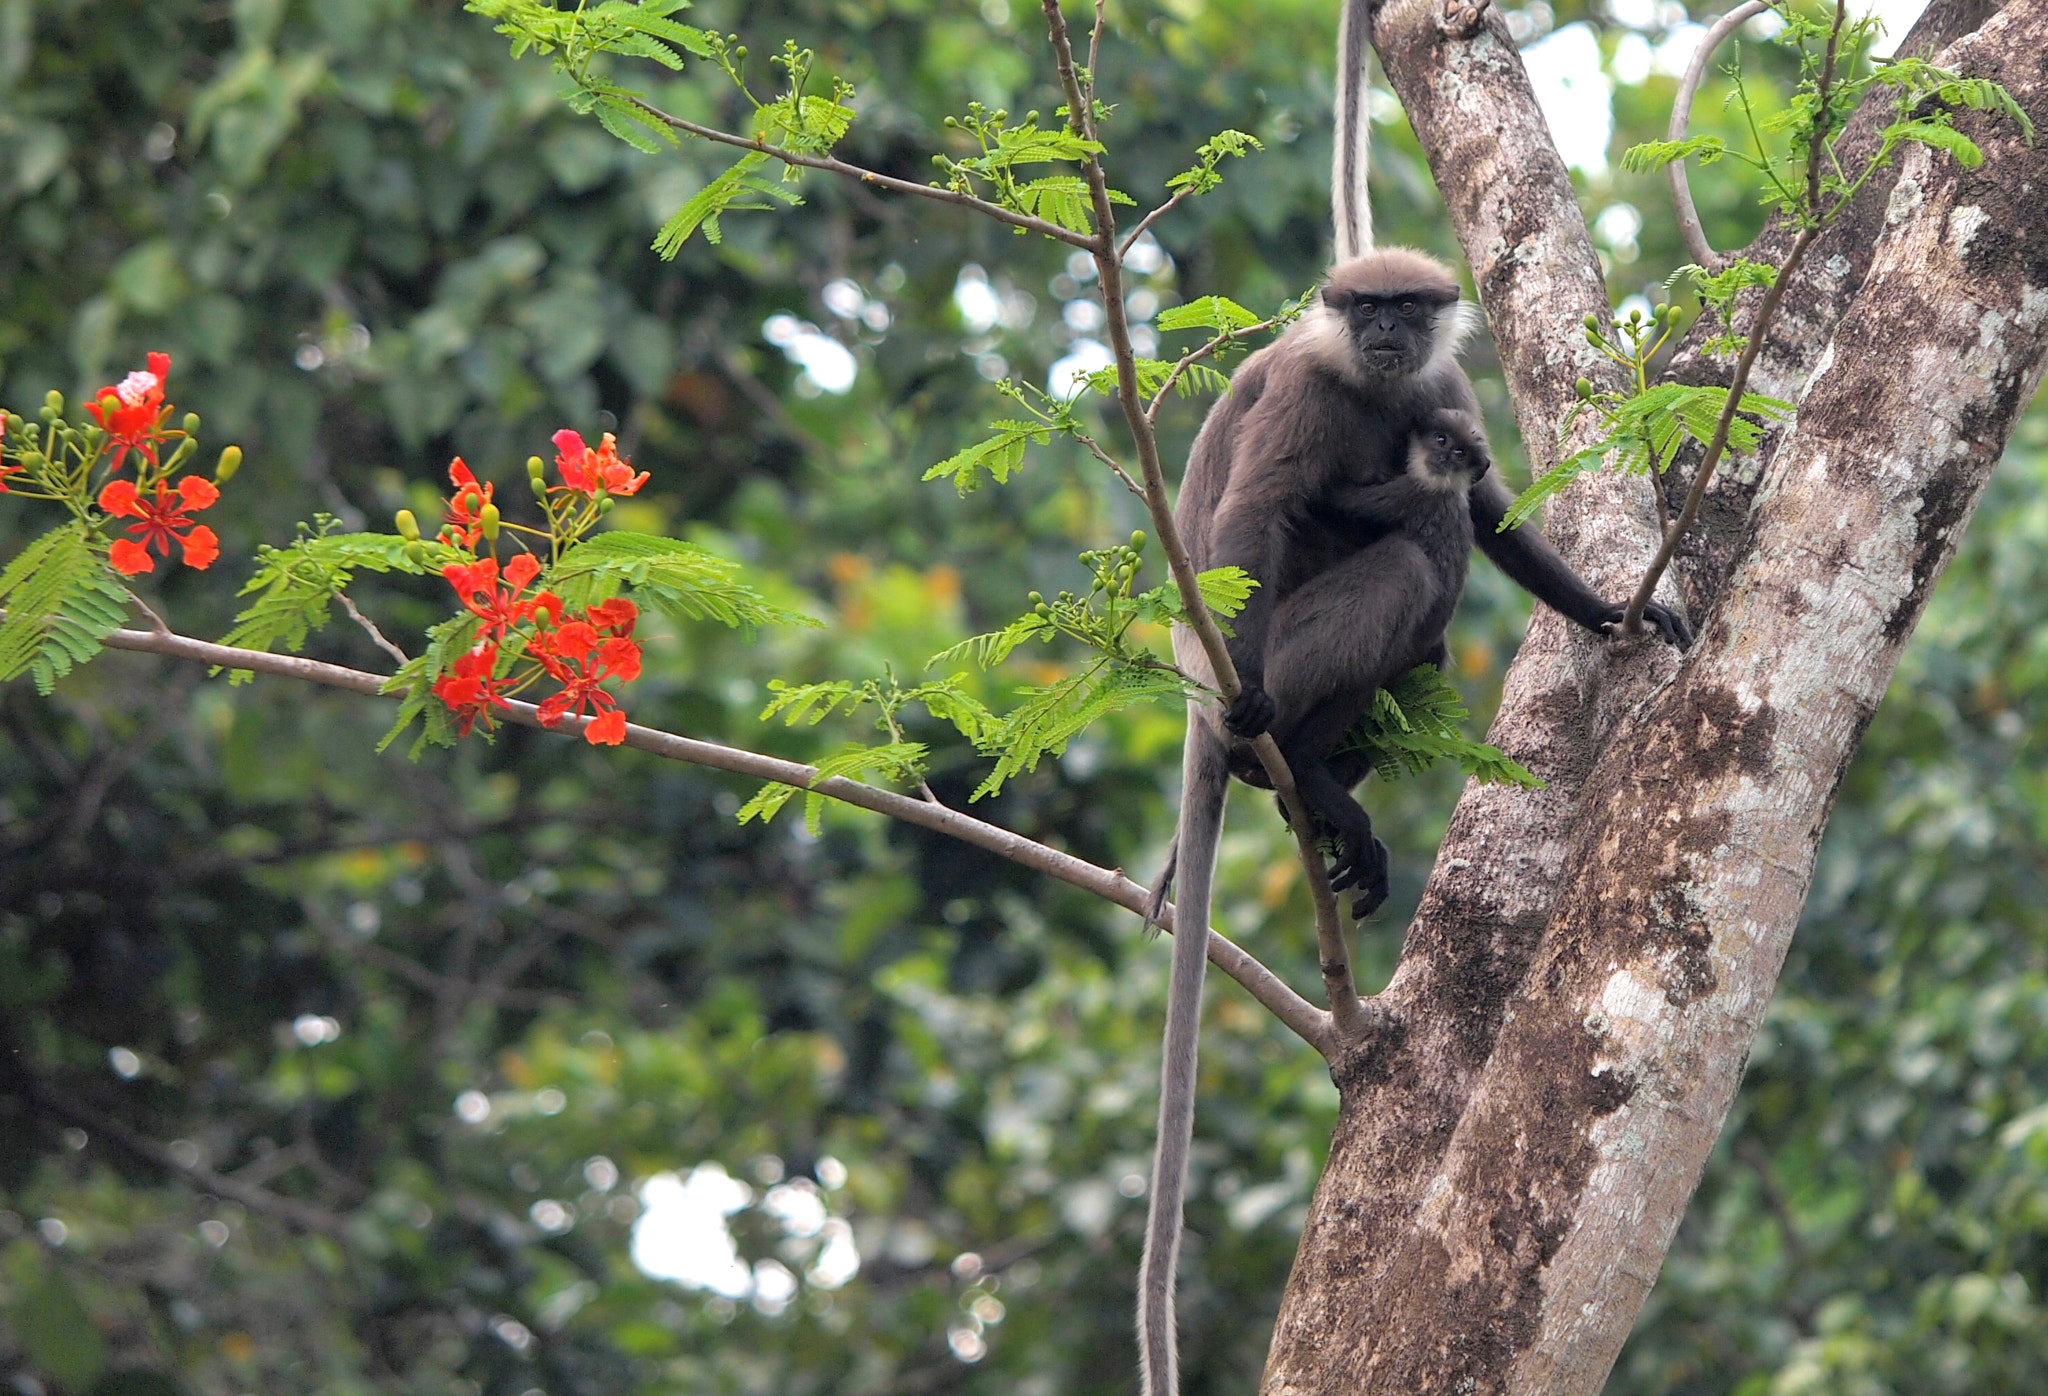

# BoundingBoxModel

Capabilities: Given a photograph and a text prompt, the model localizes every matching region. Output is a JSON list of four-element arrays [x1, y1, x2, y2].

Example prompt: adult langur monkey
[[1132, 4, 1692, 1392]]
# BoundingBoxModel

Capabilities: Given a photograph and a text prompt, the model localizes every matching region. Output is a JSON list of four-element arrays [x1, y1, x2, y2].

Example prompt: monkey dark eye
[[1356, 300, 1377, 317], [1400, 301, 1418, 316], [1433, 432, 1447, 445], [1452, 448, 1466, 459]]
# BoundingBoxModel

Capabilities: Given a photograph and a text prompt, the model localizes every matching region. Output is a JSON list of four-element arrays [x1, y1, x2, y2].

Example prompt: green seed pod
[[183, 413, 201, 435], [527, 455, 546, 481], [214, 445, 242, 482], [404, 540, 427, 567], [479, 503, 501, 542], [395, 509, 420, 541]]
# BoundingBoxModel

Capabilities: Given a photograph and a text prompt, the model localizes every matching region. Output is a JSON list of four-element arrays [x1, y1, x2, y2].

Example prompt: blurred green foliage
[[0, 2, 2044, 1394]]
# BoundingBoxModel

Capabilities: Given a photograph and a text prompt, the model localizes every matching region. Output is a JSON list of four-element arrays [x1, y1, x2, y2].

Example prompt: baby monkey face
[[1407, 408, 1490, 491]]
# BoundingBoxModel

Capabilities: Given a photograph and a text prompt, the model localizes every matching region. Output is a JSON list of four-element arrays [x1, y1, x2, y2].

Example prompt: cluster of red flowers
[[551, 429, 648, 497], [86, 354, 223, 577], [428, 434, 649, 746]]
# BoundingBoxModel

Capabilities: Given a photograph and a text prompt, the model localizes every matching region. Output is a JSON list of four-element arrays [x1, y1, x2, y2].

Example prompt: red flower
[[440, 457, 496, 549], [551, 429, 648, 497], [98, 473, 222, 574], [433, 644, 512, 736], [86, 352, 173, 469], [441, 553, 553, 638], [530, 614, 641, 745]]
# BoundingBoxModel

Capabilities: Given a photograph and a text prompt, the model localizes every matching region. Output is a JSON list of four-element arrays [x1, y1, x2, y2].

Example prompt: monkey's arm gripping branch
[[91, 624, 1334, 1050], [1038, 0, 1370, 1042]]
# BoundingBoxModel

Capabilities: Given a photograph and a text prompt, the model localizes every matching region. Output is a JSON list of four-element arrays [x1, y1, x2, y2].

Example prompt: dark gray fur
[[1138, 250, 1689, 1396]]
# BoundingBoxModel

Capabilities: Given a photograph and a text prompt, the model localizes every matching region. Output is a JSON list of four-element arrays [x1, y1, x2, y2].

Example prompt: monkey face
[[1408, 409, 1491, 489], [1321, 286, 1458, 377]]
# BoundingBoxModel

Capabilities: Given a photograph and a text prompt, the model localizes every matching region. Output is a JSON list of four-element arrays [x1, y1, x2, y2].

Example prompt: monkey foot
[[1223, 686, 1276, 739], [1328, 835, 1389, 918]]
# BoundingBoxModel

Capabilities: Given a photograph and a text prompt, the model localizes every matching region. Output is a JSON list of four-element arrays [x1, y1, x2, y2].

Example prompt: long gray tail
[[1138, 719, 1230, 1396], [1333, 0, 1376, 261]]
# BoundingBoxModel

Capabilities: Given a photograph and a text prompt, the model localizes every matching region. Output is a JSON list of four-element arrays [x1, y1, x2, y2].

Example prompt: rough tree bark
[[1259, 0, 2048, 1391]]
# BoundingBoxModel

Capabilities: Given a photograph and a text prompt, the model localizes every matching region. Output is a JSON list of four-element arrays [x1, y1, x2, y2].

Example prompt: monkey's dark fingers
[[1641, 601, 1694, 650], [1222, 686, 1277, 739], [1349, 839, 1391, 918]]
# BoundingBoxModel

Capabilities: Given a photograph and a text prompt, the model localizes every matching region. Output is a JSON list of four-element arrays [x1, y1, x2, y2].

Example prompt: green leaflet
[[547, 531, 820, 632], [1336, 666, 1543, 790], [653, 151, 801, 254], [220, 526, 465, 682], [971, 660, 1187, 800], [737, 741, 929, 834], [0, 522, 130, 695]]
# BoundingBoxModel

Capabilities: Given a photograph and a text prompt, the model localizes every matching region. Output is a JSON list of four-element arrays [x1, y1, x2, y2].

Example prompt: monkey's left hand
[[1598, 601, 1693, 649]]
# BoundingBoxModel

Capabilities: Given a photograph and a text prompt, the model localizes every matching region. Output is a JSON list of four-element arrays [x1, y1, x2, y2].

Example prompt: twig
[[1118, 188, 1192, 262], [92, 624, 1332, 1050], [1067, 424, 1149, 497], [8, 1071, 343, 1234], [624, 96, 1095, 248], [338, 592, 409, 667], [1144, 315, 1284, 426], [1039, 0, 1366, 1035], [1626, 0, 1846, 634], [126, 590, 172, 635], [1667, 1, 1772, 272]]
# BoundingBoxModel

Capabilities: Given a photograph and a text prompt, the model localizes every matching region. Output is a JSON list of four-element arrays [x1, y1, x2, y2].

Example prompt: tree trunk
[[1260, 0, 2048, 1390]]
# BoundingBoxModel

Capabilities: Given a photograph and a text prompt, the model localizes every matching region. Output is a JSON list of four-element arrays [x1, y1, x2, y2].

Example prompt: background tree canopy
[[2, 1, 2045, 1393]]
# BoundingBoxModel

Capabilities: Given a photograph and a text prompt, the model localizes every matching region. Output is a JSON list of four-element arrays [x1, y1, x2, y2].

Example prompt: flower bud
[[1575, 377, 1594, 400], [183, 413, 201, 435], [597, 496, 613, 516], [22, 451, 46, 472], [44, 390, 63, 418], [214, 445, 242, 481], [530, 476, 550, 502], [405, 540, 427, 567], [527, 455, 546, 481], [1583, 313, 1599, 332], [395, 509, 420, 541], [164, 436, 198, 471], [1027, 591, 1044, 605], [1130, 529, 1146, 551], [479, 502, 501, 542]]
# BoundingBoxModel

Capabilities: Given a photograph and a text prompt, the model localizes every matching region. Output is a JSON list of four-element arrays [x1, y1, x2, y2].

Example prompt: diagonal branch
[[621, 96, 1097, 248], [92, 623, 1334, 1052], [1037, 0, 1366, 1035]]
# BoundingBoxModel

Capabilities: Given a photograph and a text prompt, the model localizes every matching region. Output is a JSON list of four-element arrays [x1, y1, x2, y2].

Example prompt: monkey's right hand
[[1222, 685, 1276, 739]]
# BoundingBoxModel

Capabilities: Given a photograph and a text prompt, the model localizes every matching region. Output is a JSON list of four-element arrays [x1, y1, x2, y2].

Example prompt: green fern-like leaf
[[973, 661, 1185, 800], [219, 530, 463, 682], [1155, 294, 1261, 334], [737, 740, 929, 833], [922, 421, 1052, 494], [548, 532, 819, 631], [0, 524, 132, 694], [1336, 667, 1542, 789], [653, 151, 801, 254]]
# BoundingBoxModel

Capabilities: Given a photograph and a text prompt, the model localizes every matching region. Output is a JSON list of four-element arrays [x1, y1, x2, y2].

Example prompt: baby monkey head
[[1408, 408, 1491, 491], [1320, 248, 1471, 379]]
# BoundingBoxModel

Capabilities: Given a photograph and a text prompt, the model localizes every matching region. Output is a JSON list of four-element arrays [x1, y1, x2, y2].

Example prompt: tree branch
[[623, 96, 1097, 248], [92, 624, 1332, 1051], [1038, 0, 1365, 1032], [1666, 0, 1773, 272]]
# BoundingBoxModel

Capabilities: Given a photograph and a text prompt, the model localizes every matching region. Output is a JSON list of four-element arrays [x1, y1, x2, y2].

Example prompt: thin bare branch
[[91, 624, 1330, 1048], [1066, 424, 1149, 497], [1117, 188, 1192, 261], [1144, 315, 1284, 426], [1667, 1, 1773, 271], [1038, 0, 1364, 1030], [623, 96, 1096, 248], [13, 1075, 343, 1234], [339, 592, 409, 667]]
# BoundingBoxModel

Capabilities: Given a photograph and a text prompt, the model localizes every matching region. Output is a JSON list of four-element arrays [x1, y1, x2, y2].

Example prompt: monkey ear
[[1320, 286, 1350, 311]]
